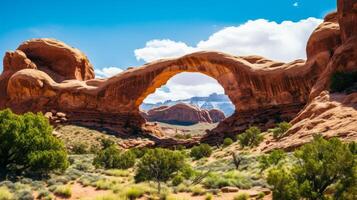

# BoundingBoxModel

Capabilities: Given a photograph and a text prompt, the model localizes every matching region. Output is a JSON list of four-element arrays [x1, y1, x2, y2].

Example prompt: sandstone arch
[[1, 0, 356, 148]]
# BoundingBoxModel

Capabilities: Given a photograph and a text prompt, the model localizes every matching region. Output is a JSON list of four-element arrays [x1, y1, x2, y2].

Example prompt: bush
[[259, 149, 286, 171], [71, 143, 89, 154], [237, 126, 263, 148], [37, 190, 54, 200], [190, 144, 212, 160], [171, 174, 184, 186], [205, 193, 213, 200], [233, 193, 249, 200], [129, 148, 148, 158], [135, 148, 185, 194], [223, 138, 233, 147], [267, 167, 300, 200], [93, 145, 136, 169], [271, 122, 292, 140], [191, 185, 206, 196], [203, 171, 252, 189], [330, 71, 357, 93], [0, 186, 13, 200], [268, 135, 356, 200], [124, 187, 144, 200], [54, 185, 72, 198], [0, 109, 69, 175], [16, 190, 34, 200]]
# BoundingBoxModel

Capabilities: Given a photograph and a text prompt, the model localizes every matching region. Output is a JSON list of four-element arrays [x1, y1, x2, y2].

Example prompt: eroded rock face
[[15, 38, 94, 82], [0, 0, 356, 148], [142, 103, 225, 125]]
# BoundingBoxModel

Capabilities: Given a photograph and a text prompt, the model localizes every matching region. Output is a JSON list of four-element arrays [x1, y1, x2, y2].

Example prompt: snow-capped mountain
[[140, 93, 235, 117]]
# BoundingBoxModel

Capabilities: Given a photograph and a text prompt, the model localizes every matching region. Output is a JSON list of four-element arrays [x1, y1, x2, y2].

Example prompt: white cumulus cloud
[[135, 18, 322, 63], [134, 39, 196, 63], [95, 67, 124, 78]]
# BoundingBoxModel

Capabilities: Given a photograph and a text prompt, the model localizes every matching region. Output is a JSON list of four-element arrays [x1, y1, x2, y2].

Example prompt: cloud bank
[[135, 17, 322, 62]]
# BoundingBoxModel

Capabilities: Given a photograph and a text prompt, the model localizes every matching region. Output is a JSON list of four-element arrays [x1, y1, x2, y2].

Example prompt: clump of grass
[[94, 193, 119, 200], [203, 171, 252, 189], [0, 186, 13, 200], [191, 185, 206, 196], [119, 184, 156, 199], [257, 192, 265, 199], [54, 185, 72, 198], [233, 192, 249, 200], [37, 190, 54, 200], [95, 179, 117, 190], [104, 169, 130, 177], [16, 190, 33, 200], [205, 193, 213, 200]]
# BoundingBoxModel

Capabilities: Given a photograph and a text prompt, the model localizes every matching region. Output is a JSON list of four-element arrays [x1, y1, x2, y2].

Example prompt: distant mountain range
[[140, 93, 235, 117]]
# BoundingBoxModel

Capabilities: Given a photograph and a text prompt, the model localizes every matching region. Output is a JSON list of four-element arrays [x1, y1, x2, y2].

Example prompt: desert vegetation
[[0, 109, 356, 199]]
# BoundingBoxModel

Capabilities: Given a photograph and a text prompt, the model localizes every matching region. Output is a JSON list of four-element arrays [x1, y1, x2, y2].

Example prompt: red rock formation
[[208, 109, 225, 123], [142, 103, 225, 125], [0, 0, 356, 148]]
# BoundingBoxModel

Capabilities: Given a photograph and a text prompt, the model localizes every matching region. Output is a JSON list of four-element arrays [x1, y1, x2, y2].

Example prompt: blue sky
[[0, 0, 336, 103]]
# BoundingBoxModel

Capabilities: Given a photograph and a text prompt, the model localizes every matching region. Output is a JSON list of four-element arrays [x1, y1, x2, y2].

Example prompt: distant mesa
[[140, 93, 235, 117], [141, 103, 225, 125]]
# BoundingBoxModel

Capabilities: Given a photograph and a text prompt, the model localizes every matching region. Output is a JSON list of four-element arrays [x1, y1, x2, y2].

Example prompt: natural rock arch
[[1, 0, 356, 147]]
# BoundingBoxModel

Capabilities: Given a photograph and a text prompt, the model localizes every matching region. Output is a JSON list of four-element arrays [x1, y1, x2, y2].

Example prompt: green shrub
[[135, 148, 185, 194], [237, 126, 263, 148], [259, 149, 286, 171], [191, 185, 206, 196], [205, 193, 213, 200], [71, 143, 89, 154], [171, 174, 184, 186], [100, 138, 115, 149], [223, 138, 233, 147], [268, 135, 356, 200], [257, 192, 265, 199], [267, 167, 300, 200], [93, 146, 136, 169], [129, 148, 148, 158], [190, 144, 212, 160], [233, 193, 249, 200], [330, 71, 357, 93], [349, 141, 357, 154], [54, 185, 72, 198], [0, 109, 69, 175], [271, 122, 292, 140], [16, 190, 33, 200], [0, 186, 13, 200], [126, 187, 144, 200], [203, 171, 252, 189], [37, 190, 54, 200]]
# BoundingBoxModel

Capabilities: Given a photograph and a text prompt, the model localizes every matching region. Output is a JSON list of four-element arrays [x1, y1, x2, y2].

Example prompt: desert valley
[[0, 0, 356, 199]]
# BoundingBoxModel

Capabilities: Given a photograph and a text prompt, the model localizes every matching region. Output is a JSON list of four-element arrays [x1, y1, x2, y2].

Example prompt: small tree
[[237, 126, 263, 148], [0, 109, 69, 175], [267, 167, 300, 200], [271, 122, 292, 140], [267, 135, 356, 200], [93, 145, 136, 169], [190, 144, 213, 160], [135, 148, 185, 194]]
